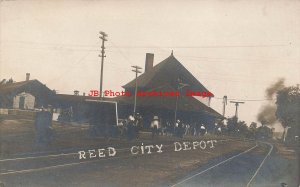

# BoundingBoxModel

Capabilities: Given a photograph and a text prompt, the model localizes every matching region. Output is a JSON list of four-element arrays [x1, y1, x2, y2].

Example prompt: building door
[[19, 96, 25, 109]]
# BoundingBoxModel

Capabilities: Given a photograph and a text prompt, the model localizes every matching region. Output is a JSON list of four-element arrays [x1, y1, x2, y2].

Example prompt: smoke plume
[[257, 78, 285, 126], [265, 78, 285, 99], [257, 104, 277, 125]]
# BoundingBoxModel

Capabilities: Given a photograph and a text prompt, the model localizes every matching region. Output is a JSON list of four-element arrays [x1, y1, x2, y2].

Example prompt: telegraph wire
[[45, 50, 93, 84], [4, 43, 293, 65], [2, 40, 99, 48], [212, 97, 275, 102], [107, 40, 135, 66], [3, 40, 293, 64], [2, 40, 290, 49], [3, 40, 295, 89], [105, 44, 289, 49]]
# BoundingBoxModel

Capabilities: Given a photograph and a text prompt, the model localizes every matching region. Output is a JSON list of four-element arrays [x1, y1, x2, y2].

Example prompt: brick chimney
[[144, 53, 154, 73], [26, 73, 30, 81]]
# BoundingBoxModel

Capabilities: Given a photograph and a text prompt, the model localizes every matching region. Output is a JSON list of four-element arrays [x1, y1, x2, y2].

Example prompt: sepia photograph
[[0, 0, 299, 186]]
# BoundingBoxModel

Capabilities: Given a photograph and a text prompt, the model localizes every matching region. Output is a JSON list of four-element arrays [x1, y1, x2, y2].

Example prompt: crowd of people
[[159, 119, 210, 138], [115, 114, 223, 140], [116, 113, 143, 140]]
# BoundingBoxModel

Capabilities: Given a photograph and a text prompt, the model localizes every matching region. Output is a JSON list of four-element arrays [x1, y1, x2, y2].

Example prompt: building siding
[[13, 92, 35, 109]]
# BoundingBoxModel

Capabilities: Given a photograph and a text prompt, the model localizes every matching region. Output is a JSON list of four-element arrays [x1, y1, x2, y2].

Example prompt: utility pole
[[230, 101, 245, 119], [208, 97, 211, 107], [131, 65, 142, 115], [222, 95, 227, 116], [174, 81, 189, 124], [99, 31, 108, 98]]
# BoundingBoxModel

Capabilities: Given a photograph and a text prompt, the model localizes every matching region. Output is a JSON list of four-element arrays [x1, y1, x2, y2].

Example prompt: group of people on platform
[[116, 114, 223, 140], [117, 113, 143, 140], [152, 118, 210, 138]]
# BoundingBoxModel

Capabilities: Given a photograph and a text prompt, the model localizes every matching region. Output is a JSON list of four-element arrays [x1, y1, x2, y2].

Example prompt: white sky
[[1, 0, 299, 130]]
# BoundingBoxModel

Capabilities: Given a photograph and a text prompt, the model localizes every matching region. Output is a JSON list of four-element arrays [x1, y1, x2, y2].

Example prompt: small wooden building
[[0, 77, 55, 110]]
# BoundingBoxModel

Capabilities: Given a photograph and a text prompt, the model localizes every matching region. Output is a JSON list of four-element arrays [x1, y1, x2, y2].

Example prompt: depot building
[[114, 53, 224, 131]]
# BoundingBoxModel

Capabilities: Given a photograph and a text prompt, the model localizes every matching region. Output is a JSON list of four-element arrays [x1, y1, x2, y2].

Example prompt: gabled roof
[[116, 84, 222, 119], [123, 55, 210, 93], [0, 79, 53, 96], [114, 94, 222, 119], [121, 54, 222, 118], [0, 80, 35, 93], [0, 79, 55, 108]]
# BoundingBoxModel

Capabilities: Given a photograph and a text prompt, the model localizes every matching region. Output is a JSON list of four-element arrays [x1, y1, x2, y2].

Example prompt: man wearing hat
[[175, 119, 181, 138], [134, 113, 143, 139], [200, 124, 206, 136], [127, 115, 135, 140]]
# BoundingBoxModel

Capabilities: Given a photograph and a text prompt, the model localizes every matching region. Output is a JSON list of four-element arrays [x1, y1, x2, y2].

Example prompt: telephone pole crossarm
[[230, 101, 245, 119]]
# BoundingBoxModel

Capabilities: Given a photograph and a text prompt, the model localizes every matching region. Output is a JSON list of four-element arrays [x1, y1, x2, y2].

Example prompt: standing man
[[200, 124, 206, 136], [127, 115, 135, 140], [35, 107, 54, 146], [151, 116, 160, 139], [134, 113, 143, 139], [175, 119, 183, 138], [179, 121, 185, 138]]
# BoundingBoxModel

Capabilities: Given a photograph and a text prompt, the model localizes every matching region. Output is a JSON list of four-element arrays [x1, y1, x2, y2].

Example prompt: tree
[[6, 78, 14, 84], [227, 116, 238, 135], [237, 120, 249, 137], [256, 125, 273, 139], [276, 85, 299, 128], [276, 85, 300, 141], [226, 117, 250, 137], [249, 122, 257, 138], [249, 122, 257, 130]]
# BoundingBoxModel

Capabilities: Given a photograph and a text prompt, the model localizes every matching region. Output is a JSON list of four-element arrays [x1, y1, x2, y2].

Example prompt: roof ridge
[[122, 55, 179, 88], [123, 54, 210, 94]]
